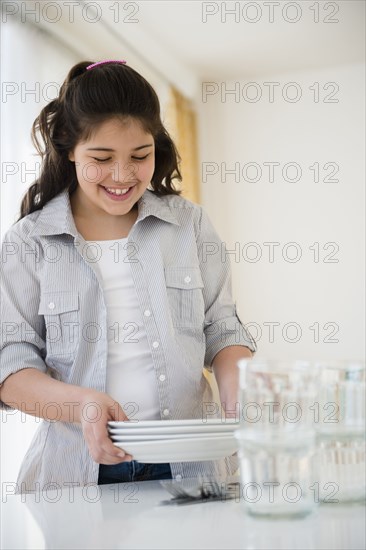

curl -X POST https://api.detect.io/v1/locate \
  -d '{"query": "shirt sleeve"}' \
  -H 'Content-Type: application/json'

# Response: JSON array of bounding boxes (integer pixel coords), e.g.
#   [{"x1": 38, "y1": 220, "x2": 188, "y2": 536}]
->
[
  {"x1": 0, "y1": 226, "x2": 47, "y2": 409},
  {"x1": 197, "y1": 207, "x2": 257, "y2": 371}
]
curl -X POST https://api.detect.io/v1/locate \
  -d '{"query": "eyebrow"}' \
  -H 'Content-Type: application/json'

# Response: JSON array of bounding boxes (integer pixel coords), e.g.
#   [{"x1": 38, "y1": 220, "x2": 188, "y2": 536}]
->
[{"x1": 86, "y1": 144, "x2": 153, "y2": 152}]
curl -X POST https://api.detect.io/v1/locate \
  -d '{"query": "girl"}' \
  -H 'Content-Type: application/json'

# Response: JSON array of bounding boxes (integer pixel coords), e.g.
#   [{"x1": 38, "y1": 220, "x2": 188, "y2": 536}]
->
[{"x1": 0, "y1": 60, "x2": 256, "y2": 491}]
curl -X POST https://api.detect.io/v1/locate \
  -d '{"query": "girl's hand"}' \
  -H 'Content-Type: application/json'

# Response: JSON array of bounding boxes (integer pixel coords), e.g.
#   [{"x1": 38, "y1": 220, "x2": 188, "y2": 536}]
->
[{"x1": 79, "y1": 390, "x2": 133, "y2": 465}]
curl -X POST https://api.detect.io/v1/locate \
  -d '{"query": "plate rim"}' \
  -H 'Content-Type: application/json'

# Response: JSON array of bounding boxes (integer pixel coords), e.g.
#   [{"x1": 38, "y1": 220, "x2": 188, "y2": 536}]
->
[
  {"x1": 111, "y1": 433, "x2": 235, "y2": 443},
  {"x1": 108, "y1": 418, "x2": 240, "y2": 429}
]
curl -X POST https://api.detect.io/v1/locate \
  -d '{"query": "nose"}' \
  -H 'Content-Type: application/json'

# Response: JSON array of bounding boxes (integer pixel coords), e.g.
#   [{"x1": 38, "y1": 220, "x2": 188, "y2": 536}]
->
[{"x1": 110, "y1": 161, "x2": 138, "y2": 183}]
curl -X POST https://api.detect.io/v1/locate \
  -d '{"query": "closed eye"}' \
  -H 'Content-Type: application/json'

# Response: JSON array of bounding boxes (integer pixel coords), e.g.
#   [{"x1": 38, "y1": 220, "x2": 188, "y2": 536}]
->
[
  {"x1": 91, "y1": 154, "x2": 150, "y2": 162},
  {"x1": 131, "y1": 154, "x2": 150, "y2": 161},
  {"x1": 92, "y1": 157, "x2": 111, "y2": 163}
]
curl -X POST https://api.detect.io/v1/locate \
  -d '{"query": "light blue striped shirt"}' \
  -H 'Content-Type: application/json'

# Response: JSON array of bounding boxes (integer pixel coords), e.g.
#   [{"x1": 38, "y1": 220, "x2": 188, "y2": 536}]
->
[{"x1": 1, "y1": 188, "x2": 256, "y2": 491}]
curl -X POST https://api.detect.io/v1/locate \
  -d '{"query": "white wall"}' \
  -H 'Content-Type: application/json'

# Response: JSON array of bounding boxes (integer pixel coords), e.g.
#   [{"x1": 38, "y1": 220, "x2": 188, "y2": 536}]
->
[{"x1": 197, "y1": 62, "x2": 365, "y2": 362}]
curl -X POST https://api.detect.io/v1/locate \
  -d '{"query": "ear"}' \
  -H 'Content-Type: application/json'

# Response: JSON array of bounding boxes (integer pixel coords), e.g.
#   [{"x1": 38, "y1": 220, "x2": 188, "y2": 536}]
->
[{"x1": 68, "y1": 150, "x2": 75, "y2": 162}]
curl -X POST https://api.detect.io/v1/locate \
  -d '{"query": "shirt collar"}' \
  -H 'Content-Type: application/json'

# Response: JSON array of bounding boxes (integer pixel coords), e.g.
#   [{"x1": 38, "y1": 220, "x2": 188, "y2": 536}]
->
[{"x1": 28, "y1": 188, "x2": 180, "y2": 238}]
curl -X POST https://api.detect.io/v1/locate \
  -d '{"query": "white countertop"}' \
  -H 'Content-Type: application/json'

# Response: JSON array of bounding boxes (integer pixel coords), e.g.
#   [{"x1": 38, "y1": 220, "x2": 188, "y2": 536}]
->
[{"x1": 1, "y1": 481, "x2": 365, "y2": 550}]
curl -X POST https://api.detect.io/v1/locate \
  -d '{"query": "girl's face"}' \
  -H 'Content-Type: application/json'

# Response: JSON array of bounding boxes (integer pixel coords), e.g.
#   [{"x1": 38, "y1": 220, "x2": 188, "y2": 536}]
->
[{"x1": 68, "y1": 117, "x2": 155, "y2": 219}]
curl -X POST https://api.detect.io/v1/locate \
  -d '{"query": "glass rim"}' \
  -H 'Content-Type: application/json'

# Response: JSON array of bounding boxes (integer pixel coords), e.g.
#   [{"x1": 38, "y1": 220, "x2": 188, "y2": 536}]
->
[
  {"x1": 237, "y1": 359, "x2": 366, "y2": 372},
  {"x1": 237, "y1": 359, "x2": 314, "y2": 372},
  {"x1": 314, "y1": 360, "x2": 365, "y2": 371}
]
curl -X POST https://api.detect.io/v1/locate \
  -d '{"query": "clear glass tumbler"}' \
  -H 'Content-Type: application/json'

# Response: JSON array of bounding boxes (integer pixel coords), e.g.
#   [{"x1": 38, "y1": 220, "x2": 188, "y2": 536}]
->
[
  {"x1": 315, "y1": 360, "x2": 365, "y2": 503},
  {"x1": 236, "y1": 359, "x2": 319, "y2": 518}
]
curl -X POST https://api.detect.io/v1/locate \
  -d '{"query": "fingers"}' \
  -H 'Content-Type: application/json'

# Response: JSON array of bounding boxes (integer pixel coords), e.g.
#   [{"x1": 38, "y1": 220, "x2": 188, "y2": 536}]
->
[
  {"x1": 85, "y1": 420, "x2": 133, "y2": 464},
  {"x1": 80, "y1": 392, "x2": 134, "y2": 464}
]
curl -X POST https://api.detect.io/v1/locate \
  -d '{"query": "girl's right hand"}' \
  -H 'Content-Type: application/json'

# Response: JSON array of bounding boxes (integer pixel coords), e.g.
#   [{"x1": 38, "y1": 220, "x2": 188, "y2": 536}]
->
[{"x1": 79, "y1": 390, "x2": 133, "y2": 465}]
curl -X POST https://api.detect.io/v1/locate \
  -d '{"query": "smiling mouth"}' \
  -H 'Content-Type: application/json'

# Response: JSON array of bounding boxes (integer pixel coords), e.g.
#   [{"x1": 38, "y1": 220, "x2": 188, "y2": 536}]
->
[
  {"x1": 100, "y1": 185, "x2": 137, "y2": 201},
  {"x1": 102, "y1": 186, "x2": 133, "y2": 196}
]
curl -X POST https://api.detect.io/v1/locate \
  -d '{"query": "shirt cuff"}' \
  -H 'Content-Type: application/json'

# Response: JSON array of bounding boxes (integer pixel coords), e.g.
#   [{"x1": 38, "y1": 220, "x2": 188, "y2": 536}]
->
[
  {"x1": 204, "y1": 315, "x2": 257, "y2": 372},
  {"x1": 0, "y1": 343, "x2": 47, "y2": 410}
]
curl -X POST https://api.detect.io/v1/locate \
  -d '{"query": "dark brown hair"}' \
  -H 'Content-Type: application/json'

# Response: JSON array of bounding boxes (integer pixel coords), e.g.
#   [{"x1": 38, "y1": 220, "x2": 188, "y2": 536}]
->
[{"x1": 18, "y1": 60, "x2": 181, "y2": 220}]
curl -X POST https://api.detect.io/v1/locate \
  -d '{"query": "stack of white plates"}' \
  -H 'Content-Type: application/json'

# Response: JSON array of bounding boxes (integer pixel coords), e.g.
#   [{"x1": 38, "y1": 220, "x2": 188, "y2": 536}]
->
[{"x1": 108, "y1": 419, "x2": 239, "y2": 463}]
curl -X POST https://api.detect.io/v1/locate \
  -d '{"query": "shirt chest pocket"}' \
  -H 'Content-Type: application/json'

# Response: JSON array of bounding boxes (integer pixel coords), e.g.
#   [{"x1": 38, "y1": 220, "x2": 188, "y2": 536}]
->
[
  {"x1": 165, "y1": 267, "x2": 205, "y2": 328},
  {"x1": 38, "y1": 291, "x2": 80, "y2": 356}
]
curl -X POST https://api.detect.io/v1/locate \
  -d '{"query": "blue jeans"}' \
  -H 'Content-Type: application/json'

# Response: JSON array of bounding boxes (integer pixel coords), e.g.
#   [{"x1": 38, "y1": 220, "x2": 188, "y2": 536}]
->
[{"x1": 98, "y1": 461, "x2": 172, "y2": 484}]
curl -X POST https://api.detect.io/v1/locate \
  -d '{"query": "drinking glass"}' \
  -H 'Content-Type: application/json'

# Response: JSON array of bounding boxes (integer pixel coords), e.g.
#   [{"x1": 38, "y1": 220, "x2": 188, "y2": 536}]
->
[
  {"x1": 315, "y1": 360, "x2": 365, "y2": 503},
  {"x1": 236, "y1": 359, "x2": 319, "y2": 518}
]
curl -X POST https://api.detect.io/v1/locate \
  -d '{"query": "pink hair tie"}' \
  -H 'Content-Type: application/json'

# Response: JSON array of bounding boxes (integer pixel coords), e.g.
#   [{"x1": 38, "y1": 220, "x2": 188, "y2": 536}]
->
[{"x1": 86, "y1": 60, "x2": 127, "y2": 70}]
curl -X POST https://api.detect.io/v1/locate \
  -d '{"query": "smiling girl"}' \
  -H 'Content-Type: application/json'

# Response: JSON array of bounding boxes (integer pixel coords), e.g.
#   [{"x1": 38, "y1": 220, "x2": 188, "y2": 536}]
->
[{"x1": 0, "y1": 60, "x2": 256, "y2": 491}]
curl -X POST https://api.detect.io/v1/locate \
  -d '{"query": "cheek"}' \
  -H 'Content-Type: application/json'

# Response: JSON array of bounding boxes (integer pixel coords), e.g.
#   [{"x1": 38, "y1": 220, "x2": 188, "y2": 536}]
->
[
  {"x1": 140, "y1": 158, "x2": 155, "y2": 180},
  {"x1": 77, "y1": 162, "x2": 106, "y2": 184},
  {"x1": 127, "y1": 162, "x2": 153, "y2": 181}
]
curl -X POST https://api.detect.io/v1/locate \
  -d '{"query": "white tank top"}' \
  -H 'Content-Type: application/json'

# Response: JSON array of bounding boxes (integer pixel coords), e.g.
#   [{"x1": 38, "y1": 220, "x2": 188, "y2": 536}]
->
[{"x1": 85, "y1": 238, "x2": 160, "y2": 421}]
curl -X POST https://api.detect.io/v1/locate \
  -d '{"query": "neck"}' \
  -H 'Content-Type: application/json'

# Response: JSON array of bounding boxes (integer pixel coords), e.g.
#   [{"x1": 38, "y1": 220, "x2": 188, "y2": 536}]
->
[{"x1": 70, "y1": 190, "x2": 139, "y2": 240}]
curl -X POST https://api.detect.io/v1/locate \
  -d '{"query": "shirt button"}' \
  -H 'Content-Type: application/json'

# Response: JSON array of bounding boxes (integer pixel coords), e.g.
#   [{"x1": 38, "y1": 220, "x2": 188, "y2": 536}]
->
[
  {"x1": 159, "y1": 374, "x2": 166, "y2": 382},
  {"x1": 152, "y1": 341, "x2": 159, "y2": 349},
  {"x1": 175, "y1": 475, "x2": 182, "y2": 482},
  {"x1": 144, "y1": 310, "x2": 151, "y2": 317},
  {"x1": 184, "y1": 276, "x2": 191, "y2": 284},
  {"x1": 163, "y1": 409, "x2": 169, "y2": 417},
  {"x1": 48, "y1": 302, "x2": 55, "y2": 310}
]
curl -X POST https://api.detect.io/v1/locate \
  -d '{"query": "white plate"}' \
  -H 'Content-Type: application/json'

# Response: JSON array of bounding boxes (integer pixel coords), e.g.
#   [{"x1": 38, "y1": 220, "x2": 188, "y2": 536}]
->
[
  {"x1": 110, "y1": 432, "x2": 234, "y2": 442},
  {"x1": 112, "y1": 435, "x2": 238, "y2": 463},
  {"x1": 108, "y1": 418, "x2": 238, "y2": 429},
  {"x1": 108, "y1": 422, "x2": 237, "y2": 436}
]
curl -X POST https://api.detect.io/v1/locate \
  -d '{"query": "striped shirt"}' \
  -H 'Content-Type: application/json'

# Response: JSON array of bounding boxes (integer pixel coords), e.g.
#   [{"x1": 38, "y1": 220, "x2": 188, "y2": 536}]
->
[{"x1": 1, "y1": 188, "x2": 256, "y2": 491}]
